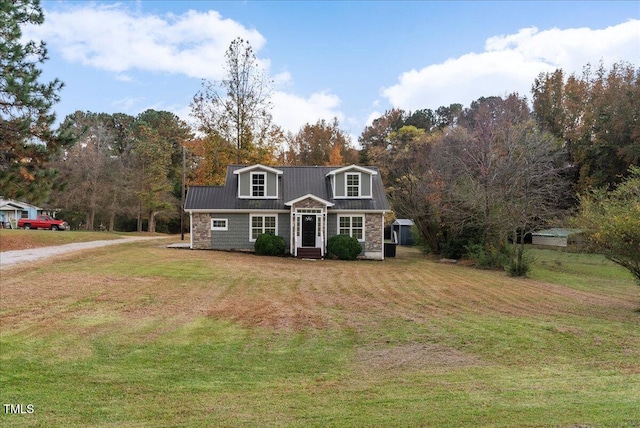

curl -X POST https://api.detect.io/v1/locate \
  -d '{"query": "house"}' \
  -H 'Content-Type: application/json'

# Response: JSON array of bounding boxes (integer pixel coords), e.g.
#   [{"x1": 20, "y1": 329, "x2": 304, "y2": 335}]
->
[
  {"x1": 184, "y1": 164, "x2": 390, "y2": 260},
  {"x1": 531, "y1": 228, "x2": 580, "y2": 247},
  {"x1": 0, "y1": 199, "x2": 43, "y2": 228},
  {"x1": 391, "y1": 219, "x2": 415, "y2": 246}
]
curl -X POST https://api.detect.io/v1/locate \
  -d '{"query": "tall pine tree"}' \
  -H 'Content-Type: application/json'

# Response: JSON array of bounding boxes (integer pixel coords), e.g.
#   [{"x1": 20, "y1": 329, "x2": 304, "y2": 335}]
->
[{"x1": 0, "y1": 0, "x2": 68, "y2": 203}]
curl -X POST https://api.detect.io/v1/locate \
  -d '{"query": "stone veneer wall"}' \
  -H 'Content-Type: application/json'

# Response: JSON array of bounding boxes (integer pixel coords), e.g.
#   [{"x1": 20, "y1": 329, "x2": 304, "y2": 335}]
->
[
  {"x1": 292, "y1": 197, "x2": 323, "y2": 210},
  {"x1": 365, "y1": 213, "x2": 383, "y2": 253},
  {"x1": 191, "y1": 213, "x2": 211, "y2": 250}
]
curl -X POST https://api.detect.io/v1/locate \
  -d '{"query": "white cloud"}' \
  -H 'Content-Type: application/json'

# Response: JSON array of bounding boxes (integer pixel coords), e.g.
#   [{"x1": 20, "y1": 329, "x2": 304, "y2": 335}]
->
[
  {"x1": 271, "y1": 91, "x2": 344, "y2": 134},
  {"x1": 26, "y1": 4, "x2": 351, "y2": 136},
  {"x1": 26, "y1": 4, "x2": 266, "y2": 80},
  {"x1": 364, "y1": 111, "x2": 382, "y2": 128},
  {"x1": 382, "y1": 19, "x2": 640, "y2": 111},
  {"x1": 272, "y1": 70, "x2": 293, "y2": 88},
  {"x1": 114, "y1": 73, "x2": 134, "y2": 83},
  {"x1": 111, "y1": 96, "x2": 145, "y2": 112}
]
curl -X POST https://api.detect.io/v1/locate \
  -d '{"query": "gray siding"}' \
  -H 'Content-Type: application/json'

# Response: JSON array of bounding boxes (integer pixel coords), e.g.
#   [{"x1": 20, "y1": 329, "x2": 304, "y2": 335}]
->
[
  {"x1": 327, "y1": 214, "x2": 338, "y2": 239},
  {"x1": 361, "y1": 173, "x2": 371, "y2": 197},
  {"x1": 334, "y1": 174, "x2": 345, "y2": 197},
  {"x1": 267, "y1": 173, "x2": 277, "y2": 196},
  {"x1": 211, "y1": 214, "x2": 252, "y2": 250},
  {"x1": 239, "y1": 173, "x2": 250, "y2": 197},
  {"x1": 209, "y1": 213, "x2": 290, "y2": 252}
]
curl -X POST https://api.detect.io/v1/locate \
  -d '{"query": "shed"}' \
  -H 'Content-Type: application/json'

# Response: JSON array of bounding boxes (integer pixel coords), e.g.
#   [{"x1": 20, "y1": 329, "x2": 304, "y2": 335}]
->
[
  {"x1": 531, "y1": 228, "x2": 580, "y2": 247},
  {"x1": 391, "y1": 219, "x2": 415, "y2": 246}
]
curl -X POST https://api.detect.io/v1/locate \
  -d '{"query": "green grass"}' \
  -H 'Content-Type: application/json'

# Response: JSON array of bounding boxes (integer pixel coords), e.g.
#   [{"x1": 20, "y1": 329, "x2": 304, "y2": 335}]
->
[
  {"x1": 1, "y1": 244, "x2": 639, "y2": 427},
  {"x1": 528, "y1": 246, "x2": 637, "y2": 290}
]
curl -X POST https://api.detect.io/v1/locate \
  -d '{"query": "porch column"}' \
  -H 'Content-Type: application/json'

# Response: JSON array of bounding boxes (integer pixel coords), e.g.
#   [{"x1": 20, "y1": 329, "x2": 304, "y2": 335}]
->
[{"x1": 290, "y1": 210, "x2": 297, "y2": 257}]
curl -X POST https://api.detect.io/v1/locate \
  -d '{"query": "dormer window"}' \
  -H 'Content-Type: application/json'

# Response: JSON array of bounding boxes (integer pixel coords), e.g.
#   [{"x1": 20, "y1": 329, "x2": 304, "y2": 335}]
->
[
  {"x1": 327, "y1": 165, "x2": 376, "y2": 199},
  {"x1": 346, "y1": 173, "x2": 360, "y2": 197},
  {"x1": 251, "y1": 172, "x2": 266, "y2": 197},
  {"x1": 235, "y1": 165, "x2": 282, "y2": 199}
]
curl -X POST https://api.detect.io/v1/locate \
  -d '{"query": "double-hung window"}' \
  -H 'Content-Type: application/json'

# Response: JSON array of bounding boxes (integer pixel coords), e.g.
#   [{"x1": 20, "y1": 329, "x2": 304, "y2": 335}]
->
[
  {"x1": 338, "y1": 215, "x2": 364, "y2": 241},
  {"x1": 250, "y1": 214, "x2": 277, "y2": 241},
  {"x1": 346, "y1": 173, "x2": 360, "y2": 197},
  {"x1": 252, "y1": 172, "x2": 265, "y2": 197}
]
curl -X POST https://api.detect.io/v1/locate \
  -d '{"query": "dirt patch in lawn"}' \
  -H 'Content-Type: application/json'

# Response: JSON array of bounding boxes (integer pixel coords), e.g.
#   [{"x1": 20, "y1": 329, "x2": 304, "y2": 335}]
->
[{"x1": 354, "y1": 343, "x2": 488, "y2": 373}]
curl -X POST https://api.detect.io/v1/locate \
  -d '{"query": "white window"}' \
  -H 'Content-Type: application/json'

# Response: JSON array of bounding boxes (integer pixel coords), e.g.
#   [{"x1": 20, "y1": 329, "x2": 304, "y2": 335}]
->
[
  {"x1": 211, "y1": 218, "x2": 228, "y2": 231},
  {"x1": 338, "y1": 215, "x2": 364, "y2": 241},
  {"x1": 250, "y1": 214, "x2": 277, "y2": 241},
  {"x1": 251, "y1": 172, "x2": 266, "y2": 197},
  {"x1": 346, "y1": 173, "x2": 360, "y2": 197}
]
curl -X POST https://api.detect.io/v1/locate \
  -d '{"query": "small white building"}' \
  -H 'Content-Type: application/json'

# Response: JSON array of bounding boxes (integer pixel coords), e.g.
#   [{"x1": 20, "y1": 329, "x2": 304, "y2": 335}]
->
[{"x1": 531, "y1": 228, "x2": 580, "y2": 247}]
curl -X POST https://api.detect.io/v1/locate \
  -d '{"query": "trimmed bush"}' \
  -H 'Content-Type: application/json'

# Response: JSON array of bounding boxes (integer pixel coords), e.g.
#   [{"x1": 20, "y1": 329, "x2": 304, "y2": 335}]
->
[
  {"x1": 254, "y1": 233, "x2": 286, "y2": 256},
  {"x1": 327, "y1": 234, "x2": 362, "y2": 260}
]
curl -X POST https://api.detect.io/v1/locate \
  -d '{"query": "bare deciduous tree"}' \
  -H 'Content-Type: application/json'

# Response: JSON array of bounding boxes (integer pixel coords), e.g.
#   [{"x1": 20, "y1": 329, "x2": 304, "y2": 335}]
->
[{"x1": 191, "y1": 38, "x2": 273, "y2": 165}]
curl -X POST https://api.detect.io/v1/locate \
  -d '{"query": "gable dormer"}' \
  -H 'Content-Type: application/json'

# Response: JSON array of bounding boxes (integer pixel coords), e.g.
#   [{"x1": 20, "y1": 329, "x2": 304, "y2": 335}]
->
[
  {"x1": 234, "y1": 164, "x2": 283, "y2": 199},
  {"x1": 326, "y1": 165, "x2": 377, "y2": 199}
]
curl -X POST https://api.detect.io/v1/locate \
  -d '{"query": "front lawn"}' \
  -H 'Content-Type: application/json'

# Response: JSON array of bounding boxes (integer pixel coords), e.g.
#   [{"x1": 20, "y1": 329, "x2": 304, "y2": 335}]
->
[{"x1": 1, "y1": 244, "x2": 638, "y2": 426}]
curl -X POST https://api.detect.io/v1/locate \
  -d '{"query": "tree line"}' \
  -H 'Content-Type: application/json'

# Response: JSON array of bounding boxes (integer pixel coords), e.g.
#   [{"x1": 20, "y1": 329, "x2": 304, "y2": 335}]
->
[{"x1": 359, "y1": 61, "x2": 638, "y2": 277}]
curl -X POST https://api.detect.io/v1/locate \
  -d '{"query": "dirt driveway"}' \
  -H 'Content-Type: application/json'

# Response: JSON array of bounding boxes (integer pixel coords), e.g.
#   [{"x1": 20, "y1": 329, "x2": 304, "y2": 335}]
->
[{"x1": 0, "y1": 236, "x2": 164, "y2": 268}]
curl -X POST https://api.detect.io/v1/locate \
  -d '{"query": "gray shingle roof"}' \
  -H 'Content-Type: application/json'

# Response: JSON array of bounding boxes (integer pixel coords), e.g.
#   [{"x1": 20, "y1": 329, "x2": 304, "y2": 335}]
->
[{"x1": 185, "y1": 165, "x2": 390, "y2": 211}]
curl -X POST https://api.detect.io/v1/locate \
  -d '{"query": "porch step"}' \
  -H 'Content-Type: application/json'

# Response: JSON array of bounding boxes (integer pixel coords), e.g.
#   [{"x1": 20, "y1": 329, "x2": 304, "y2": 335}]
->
[{"x1": 296, "y1": 247, "x2": 322, "y2": 259}]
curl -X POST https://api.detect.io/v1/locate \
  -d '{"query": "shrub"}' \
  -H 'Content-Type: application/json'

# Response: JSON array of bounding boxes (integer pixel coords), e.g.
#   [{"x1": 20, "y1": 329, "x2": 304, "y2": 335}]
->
[
  {"x1": 254, "y1": 233, "x2": 286, "y2": 256},
  {"x1": 464, "y1": 243, "x2": 510, "y2": 270},
  {"x1": 506, "y1": 247, "x2": 534, "y2": 277},
  {"x1": 327, "y1": 234, "x2": 362, "y2": 260},
  {"x1": 440, "y1": 227, "x2": 484, "y2": 259}
]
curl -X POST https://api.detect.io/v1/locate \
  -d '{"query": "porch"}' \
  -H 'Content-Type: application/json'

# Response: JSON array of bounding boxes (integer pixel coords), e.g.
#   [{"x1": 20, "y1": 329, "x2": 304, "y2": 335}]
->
[{"x1": 286, "y1": 194, "x2": 333, "y2": 260}]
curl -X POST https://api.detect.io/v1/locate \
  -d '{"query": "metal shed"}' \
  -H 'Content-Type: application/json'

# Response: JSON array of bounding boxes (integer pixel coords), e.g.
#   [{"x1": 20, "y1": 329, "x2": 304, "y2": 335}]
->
[
  {"x1": 531, "y1": 228, "x2": 580, "y2": 247},
  {"x1": 391, "y1": 219, "x2": 415, "y2": 246}
]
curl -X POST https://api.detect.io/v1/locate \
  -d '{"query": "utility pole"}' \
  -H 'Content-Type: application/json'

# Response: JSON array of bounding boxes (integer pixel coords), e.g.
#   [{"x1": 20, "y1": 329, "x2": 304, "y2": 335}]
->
[{"x1": 181, "y1": 144, "x2": 186, "y2": 241}]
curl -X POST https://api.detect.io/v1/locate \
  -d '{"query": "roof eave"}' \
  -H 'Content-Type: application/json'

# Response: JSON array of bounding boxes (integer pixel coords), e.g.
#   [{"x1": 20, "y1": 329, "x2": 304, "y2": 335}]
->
[
  {"x1": 326, "y1": 164, "x2": 378, "y2": 177},
  {"x1": 233, "y1": 164, "x2": 284, "y2": 175}
]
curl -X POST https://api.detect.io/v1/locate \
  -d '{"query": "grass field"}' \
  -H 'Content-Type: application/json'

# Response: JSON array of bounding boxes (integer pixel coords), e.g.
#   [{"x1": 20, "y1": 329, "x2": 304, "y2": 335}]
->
[{"x1": 1, "y1": 240, "x2": 638, "y2": 427}]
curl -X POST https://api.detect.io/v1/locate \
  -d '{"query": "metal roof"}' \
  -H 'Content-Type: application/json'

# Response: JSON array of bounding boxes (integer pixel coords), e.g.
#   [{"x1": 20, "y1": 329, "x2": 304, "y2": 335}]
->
[
  {"x1": 531, "y1": 228, "x2": 581, "y2": 237},
  {"x1": 392, "y1": 219, "x2": 414, "y2": 226},
  {"x1": 185, "y1": 165, "x2": 390, "y2": 212}
]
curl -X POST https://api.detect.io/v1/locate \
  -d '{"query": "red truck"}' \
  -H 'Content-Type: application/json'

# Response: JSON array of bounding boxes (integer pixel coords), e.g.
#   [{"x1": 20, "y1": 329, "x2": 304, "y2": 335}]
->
[{"x1": 18, "y1": 215, "x2": 68, "y2": 231}]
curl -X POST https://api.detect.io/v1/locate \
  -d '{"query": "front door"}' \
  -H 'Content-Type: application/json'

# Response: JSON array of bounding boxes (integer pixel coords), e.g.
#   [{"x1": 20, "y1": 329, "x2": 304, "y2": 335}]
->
[{"x1": 301, "y1": 215, "x2": 316, "y2": 247}]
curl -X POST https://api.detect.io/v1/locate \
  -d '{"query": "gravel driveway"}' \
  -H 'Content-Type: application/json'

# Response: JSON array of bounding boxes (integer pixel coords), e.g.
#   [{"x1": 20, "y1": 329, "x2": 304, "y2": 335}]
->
[{"x1": 0, "y1": 237, "x2": 163, "y2": 268}]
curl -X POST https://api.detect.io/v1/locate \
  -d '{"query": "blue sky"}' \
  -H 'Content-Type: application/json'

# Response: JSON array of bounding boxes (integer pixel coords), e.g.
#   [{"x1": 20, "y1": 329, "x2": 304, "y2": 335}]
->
[{"x1": 28, "y1": 1, "x2": 640, "y2": 141}]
